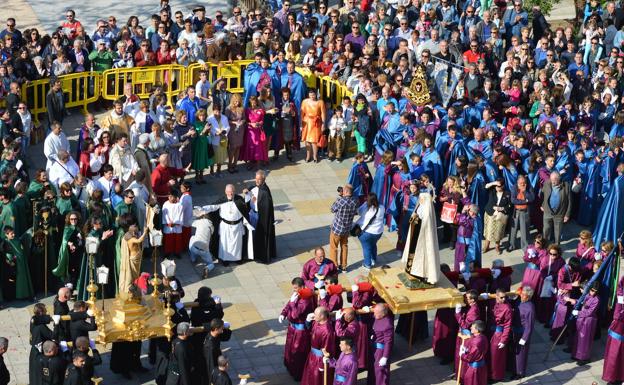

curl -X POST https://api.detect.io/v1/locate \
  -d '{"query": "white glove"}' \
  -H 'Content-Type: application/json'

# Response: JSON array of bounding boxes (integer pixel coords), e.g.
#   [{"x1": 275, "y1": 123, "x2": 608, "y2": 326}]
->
[
  {"x1": 306, "y1": 313, "x2": 315, "y2": 322},
  {"x1": 462, "y1": 272, "x2": 471, "y2": 283},
  {"x1": 52, "y1": 315, "x2": 60, "y2": 325},
  {"x1": 224, "y1": 322, "x2": 230, "y2": 329},
  {"x1": 551, "y1": 287, "x2": 557, "y2": 295},
  {"x1": 459, "y1": 262, "x2": 465, "y2": 272},
  {"x1": 322, "y1": 356, "x2": 329, "y2": 364},
  {"x1": 170, "y1": 281, "x2": 178, "y2": 290},
  {"x1": 89, "y1": 339, "x2": 96, "y2": 349},
  {"x1": 351, "y1": 284, "x2": 359, "y2": 292},
  {"x1": 455, "y1": 304, "x2": 463, "y2": 313},
  {"x1": 239, "y1": 380, "x2": 247, "y2": 385},
  {"x1": 175, "y1": 302, "x2": 184, "y2": 310},
  {"x1": 572, "y1": 310, "x2": 579, "y2": 316},
  {"x1": 618, "y1": 295, "x2": 624, "y2": 305},
  {"x1": 518, "y1": 338, "x2": 526, "y2": 346},
  {"x1": 60, "y1": 341, "x2": 69, "y2": 352},
  {"x1": 362, "y1": 306, "x2": 371, "y2": 313},
  {"x1": 289, "y1": 292, "x2": 299, "y2": 303},
  {"x1": 479, "y1": 293, "x2": 489, "y2": 300},
  {"x1": 319, "y1": 289, "x2": 327, "y2": 299},
  {"x1": 459, "y1": 346, "x2": 467, "y2": 355},
  {"x1": 86, "y1": 309, "x2": 94, "y2": 317},
  {"x1": 492, "y1": 269, "x2": 501, "y2": 279},
  {"x1": 497, "y1": 342, "x2": 505, "y2": 349},
  {"x1": 65, "y1": 283, "x2": 74, "y2": 290},
  {"x1": 595, "y1": 254, "x2": 602, "y2": 261},
  {"x1": 378, "y1": 357, "x2": 388, "y2": 367},
  {"x1": 335, "y1": 310, "x2": 343, "y2": 320},
  {"x1": 545, "y1": 276, "x2": 553, "y2": 281},
  {"x1": 278, "y1": 315, "x2": 285, "y2": 324},
  {"x1": 528, "y1": 249, "x2": 536, "y2": 258},
  {"x1": 315, "y1": 280, "x2": 324, "y2": 289},
  {"x1": 213, "y1": 295, "x2": 221, "y2": 304}
]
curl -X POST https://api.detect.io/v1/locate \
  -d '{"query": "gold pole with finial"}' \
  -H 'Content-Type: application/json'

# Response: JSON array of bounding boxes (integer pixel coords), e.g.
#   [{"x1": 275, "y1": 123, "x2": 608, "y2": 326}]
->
[
  {"x1": 86, "y1": 252, "x2": 98, "y2": 309},
  {"x1": 151, "y1": 245, "x2": 161, "y2": 297}
]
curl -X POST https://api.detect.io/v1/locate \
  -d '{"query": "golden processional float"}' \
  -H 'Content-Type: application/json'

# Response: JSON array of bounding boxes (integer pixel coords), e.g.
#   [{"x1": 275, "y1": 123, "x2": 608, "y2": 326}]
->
[{"x1": 85, "y1": 205, "x2": 175, "y2": 345}]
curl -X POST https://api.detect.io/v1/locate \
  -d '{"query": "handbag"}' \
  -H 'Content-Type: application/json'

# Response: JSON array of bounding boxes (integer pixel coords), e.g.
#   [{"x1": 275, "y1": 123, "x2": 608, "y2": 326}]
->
[
  {"x1": 440, "y1": 202, "x2": 458, "y2": 224},
  {"x1": 350, "y1": 206, "x2": 379, "y2": 237},
  {"x1": 206, "y1": 141, "x2": 215, "y2": 158}
]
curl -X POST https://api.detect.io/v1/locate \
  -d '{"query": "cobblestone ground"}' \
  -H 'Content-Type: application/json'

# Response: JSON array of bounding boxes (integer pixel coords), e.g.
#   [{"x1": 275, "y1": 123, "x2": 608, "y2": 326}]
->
[{"x1": 0, "y1": 108, "x2": 614, "y2": 385}]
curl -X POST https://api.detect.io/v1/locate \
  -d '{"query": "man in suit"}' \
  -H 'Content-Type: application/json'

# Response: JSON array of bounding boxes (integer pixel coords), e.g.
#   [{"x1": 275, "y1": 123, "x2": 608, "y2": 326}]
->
[
  {"x1": 46, "y1": 79, "x2": 66, "y2": 128},
  {"x1": 540, "y1": 171, "x2": 571, "y2": 245}
]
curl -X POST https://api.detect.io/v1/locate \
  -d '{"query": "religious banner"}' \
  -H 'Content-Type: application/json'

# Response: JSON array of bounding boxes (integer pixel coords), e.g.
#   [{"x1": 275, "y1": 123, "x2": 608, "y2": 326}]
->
[
  {"x1": 404, "y1": 65, "x2": 431, "y2": 106},
  {"x1": 431, "y1": 57, "x2": 465, "y2": 107}
]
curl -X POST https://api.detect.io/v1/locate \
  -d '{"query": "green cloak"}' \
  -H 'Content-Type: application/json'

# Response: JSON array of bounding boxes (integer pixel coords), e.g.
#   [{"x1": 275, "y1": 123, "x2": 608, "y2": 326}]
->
[
  {"x1": 0, "y1": 201, "x2": 14, "y2": 235},
  {"x1": 52, "y1": 226, "x2": 78, "y2": 281},
  {"x1": 56, "y1": 196, "x2": 79, "y2": 218},
  {"x1": 114, "y1": 201, "x2": 138, "y2": 222},
  {"x1": 6, "y1": 237, "x2": 34, "y2": 299},
  {"x1": 12, "y1": 195, "x2": 30, "y2": 237},
  {"x1": 77, "y1": 229, "x2": 105, "y2": 301}
]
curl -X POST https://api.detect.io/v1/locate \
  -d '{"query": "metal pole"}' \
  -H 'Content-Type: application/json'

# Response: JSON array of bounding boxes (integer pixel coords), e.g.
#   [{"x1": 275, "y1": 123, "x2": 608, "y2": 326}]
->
[{"x1": 44, "y1": 230, "x2": 48, "y2": 296}]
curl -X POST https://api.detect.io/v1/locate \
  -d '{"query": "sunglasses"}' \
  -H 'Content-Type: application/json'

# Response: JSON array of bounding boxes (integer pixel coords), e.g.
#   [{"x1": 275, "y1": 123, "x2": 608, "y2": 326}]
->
[
  {"x1": 549, "y1": 252, "x2": 558, "y2": 256},
  {"x1": 234, "y1": 11, "x2": 241, "y2": 14}
]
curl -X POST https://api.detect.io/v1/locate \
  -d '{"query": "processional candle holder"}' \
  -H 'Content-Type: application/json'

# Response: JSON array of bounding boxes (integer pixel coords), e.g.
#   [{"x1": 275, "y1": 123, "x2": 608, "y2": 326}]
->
[
  {"x1": 149, "y1": 230, "x2": 163, "y2": 297},
  {"x1": 85, "y1": 236, "x2": 101, "y2": 309}
]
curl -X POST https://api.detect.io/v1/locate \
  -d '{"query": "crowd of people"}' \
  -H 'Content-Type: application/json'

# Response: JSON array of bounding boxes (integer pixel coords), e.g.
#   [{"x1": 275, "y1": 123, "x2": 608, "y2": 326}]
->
[{"x1": 0, "y1": 0, "x2": 622, "y2": 384}]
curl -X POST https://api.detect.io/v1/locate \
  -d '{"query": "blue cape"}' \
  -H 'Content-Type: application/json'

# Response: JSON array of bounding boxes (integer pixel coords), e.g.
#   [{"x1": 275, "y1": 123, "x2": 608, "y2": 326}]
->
[
  {"x1": 373, "y1": 113, "x2": 402, "y2": 156},
  {"x1": 280, "y1": 71, "x2": 307, "y2": 111},
  {"x1": 347, "y1": 162, "x2": 371, "y2": 198},
  {"x1": 576, "y1": 160, "x2": 600, "y2": 227},
  {"x1": 555, "y1": 150, "x2": 572, "y2": 182},
  {"x1": 466, "y1": 213, "x2": 483, "y2": 268},
  {"x1": 243, "y1": 65, "x2": 281, "y2": 107},
  {"x1": 592, "y1": 174, "x2": 624, "y2": 250},
  {"x1": 502, "y1": 165, "x2": 518, "y2": 191}
]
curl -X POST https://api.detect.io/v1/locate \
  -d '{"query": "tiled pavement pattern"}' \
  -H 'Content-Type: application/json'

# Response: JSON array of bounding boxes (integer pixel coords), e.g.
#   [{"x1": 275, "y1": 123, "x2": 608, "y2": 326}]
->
[{"x1": 0, "y1": 111, "x2": 617, "y2": 385}]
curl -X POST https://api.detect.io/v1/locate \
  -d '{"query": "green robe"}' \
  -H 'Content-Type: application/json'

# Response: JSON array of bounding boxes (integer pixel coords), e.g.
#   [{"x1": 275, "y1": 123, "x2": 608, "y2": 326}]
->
[
  {"x1": 56, "y1": 196, "x2": 79, "y2": 218},
  {"x1": 12, "y1": 195, "x2": 30, "y2": 237},
  {"x1": 0, "y1": 201, "x2": 15, "y2": 234},
  {"x1": 114, "y1": 201, "x2": 138, "y2": 222},
  {"x1": 52, "y1": 226, "x2": 78, "y2": 281},
  {"x1": 26, "y1": 181, "x2": 56, "y2": 201},
  {"x1": 113, "y1": 229, "x2": 125, "y2": 295},
  {"x1": 5, "y1": 237, "x2": 34, "y2": 299}
]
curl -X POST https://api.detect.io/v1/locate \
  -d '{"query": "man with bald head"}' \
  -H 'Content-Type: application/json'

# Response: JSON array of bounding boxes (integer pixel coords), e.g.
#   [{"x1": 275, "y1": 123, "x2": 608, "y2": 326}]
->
[
  {"x1": 151, "y1": 153, "x2": 187, "y2": 204},
  {"x1": 369, "y1": 303, "x2": 394, "y2": 385},
  {"x1": 243, "y1": 170, "x2": 276, "y2": 264},
  {"x1": 201, "y1": 184, "x2": 251, "y2": 265},
  {"x1": 54, "y1": 287, "x2": 72, "y2": 341},
  {"x1": 540, "y1": 171, "x2": 571, "y2": 244},
  {"x1": 301, "y1": 306, "x2": 336, "y2": 385},
  {"x1": 335, "y1": 308, "x2": 360, "y2": 355}
]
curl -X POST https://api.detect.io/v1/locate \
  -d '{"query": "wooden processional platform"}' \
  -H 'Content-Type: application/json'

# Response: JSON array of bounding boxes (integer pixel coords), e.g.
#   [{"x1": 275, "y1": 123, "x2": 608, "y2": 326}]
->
[{"x1": 368, "y1": 267, "x2": 465, "y2": 315}]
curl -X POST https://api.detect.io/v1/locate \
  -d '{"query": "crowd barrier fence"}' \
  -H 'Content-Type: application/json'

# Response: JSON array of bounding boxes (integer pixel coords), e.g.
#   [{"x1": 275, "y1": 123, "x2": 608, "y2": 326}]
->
[{"x1": 10, "y1": 61, "x2": 353, "y2": 124}]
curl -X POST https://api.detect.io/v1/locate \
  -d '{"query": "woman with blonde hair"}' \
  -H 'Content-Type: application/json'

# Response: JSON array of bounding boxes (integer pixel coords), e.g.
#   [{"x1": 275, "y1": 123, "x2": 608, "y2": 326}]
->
[
  {"x1": 576, "y1": 230, "x2": 596, "y2": 271},
  {"x1": 225, "y1": 94, "x2": 245, "y2": 173}
]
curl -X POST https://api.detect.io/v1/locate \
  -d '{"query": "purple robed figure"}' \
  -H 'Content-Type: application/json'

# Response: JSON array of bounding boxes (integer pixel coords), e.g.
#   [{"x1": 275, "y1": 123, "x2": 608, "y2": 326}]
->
[
  {"x1": 461, "y1": 334, "x2": 489, "y2": 385},
  {"x1": 301, "y1": 257, "x2": 338, "y2": 290},
  {"x1": 602, "y1": 275, "x2": 624, "y2": 383},
  {"x1": 572, "y1": 293, "x2": 599, "y2": 361},
  {"x1": 280, "y1": 289, "x2": 315, "y2": 380},
  {"x1": 335, "y1": 316, "x2": 360, "y2": 352},
  {"x1": 301, "y1": 321, "x2": 336, "y2": 385},
  {"x1": 433, "y1": 271, "x2": 460, "y2": 362},
  {"x1": 319, "y1": 291, "x2": 343, "y2": 313},
  {"x1": 367, "y1": 313, "x2": 394, "y2": 385},
  {"x1": 535, "y1": 254, "x2": 565, "y2": 324},
  {"x1": 351, "y1": 287, "x2": 374, "y2": 370},
  {"x1": 455, "y1": 211, "x2": 475, "y2": 271},
  {"x1": 513, "y1": 299, "x2": 535, "y2": 378},
  {"x1": 327, "y1": 351, "x2": 358, "y2": 385},
  {"x1": 521, "y1": 244, "x2": 547, "y2": 290},
  {"x1": 550, "y1": 264, "x2": 583, "y2": 341},
  {"x1": 488, "y1": 301, "x2": 512, "y2": 381},
  {"x1": 455, "y1": 303, "x2": 481, "y2": 374}
]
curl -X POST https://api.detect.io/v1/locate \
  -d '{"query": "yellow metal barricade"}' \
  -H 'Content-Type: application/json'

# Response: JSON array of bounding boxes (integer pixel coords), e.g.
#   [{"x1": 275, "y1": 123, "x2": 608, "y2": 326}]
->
[
  {"x1": 20, "y1": 71, "x2": 99, "y2": 124},
  {"x1": 318, "y1": 76, "x2": 352, "y2": 109},
  {"x1": 186, "y1": 60, "x2": 253, "y2": 95},
  {"x1": 101, "y1": 64, "x2": 186, "y2": 108}
]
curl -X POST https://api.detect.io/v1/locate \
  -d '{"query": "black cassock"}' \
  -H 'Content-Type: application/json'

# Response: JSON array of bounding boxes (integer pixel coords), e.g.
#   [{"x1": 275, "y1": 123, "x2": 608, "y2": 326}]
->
[
  {"x1": 29, "y1": 315, "x2": 59, "y2": 385},
  {"x1": 210, "y1": 369, "x2": 233, "y2": 385},
  {"x1": 247, "y1": 183, "x2": 276, "y2": 264},
  {"x1": 0, "y1": 355, "x2": 9, "y2": 385},
  {"x1": 203, "y1": 328, "x2": 232, "y2": 384},
  {"x1": 167, "y1": 338, "x2": 193, "y2": 385},
  {"x1": 63, "y1": 363, "x2": 83, "y2": 385},
  {"x1": 32, "y1": 353, "x2": 66, "y2": 385}
]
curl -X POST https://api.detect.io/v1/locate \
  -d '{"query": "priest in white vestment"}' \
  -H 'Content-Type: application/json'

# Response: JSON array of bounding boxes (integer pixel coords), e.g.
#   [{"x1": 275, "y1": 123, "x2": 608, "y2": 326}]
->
[
  {"x1": 43, "y1": 123, "x2": 70, "y2": 170},
  {"x1": 199, "y1": 184, "x2": 253, "y2": 264}
]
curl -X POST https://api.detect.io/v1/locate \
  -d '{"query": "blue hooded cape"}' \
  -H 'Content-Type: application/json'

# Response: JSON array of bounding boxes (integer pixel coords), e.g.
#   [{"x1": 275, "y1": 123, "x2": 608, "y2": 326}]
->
[
  {"x1": 347, "y1": 162, "x2": 371, "y2": 199},
  {"x1": 576, "y1": 160, "x2": 601, "y2": 227},
  {"x1": 593, "y1": 174, "x2": 624, "y2": 251},
  {"x1": 373, "y1": 113, "x2": 402, "y2": 156},
  {"x1": 243, "y1": 65, "x2": 281, "y2": 107},
  {"x1": 280, "y1": 71, "x2": 307, "y2": 111}
]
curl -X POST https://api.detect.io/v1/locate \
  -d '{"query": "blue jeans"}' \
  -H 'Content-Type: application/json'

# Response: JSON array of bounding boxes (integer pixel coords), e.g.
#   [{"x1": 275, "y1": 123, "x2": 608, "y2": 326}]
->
[
  {"x1": 359, "y1": 232, "x2": 382, "y2": 268},
  {"x1": 190, "y1": 245, "x2": 215, "y2": 270}
]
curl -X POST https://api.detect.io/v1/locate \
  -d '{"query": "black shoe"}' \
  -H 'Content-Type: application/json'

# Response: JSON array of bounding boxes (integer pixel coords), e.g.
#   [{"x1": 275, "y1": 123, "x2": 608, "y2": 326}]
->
[
  {"x1": 576, "y1": 360, "x2": 589, "y2": 366},
  {"x1": 510, "y1": 374, "x2": 524, "y2": 381},
  {"x1": 506, "y1": 246, "x2": 514, "y2": 252},
  {"x1": 222, "y1": 261, "x2": 230, "y2": 267}
]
